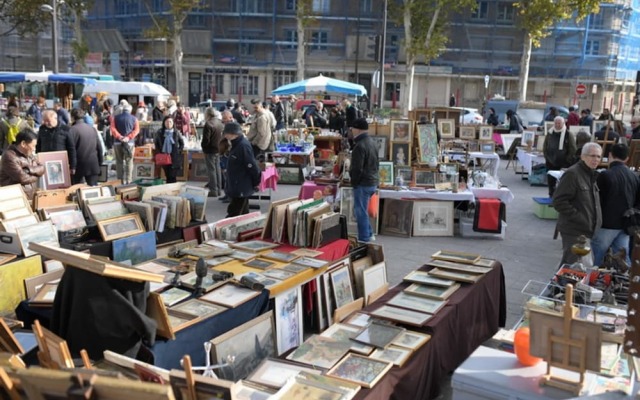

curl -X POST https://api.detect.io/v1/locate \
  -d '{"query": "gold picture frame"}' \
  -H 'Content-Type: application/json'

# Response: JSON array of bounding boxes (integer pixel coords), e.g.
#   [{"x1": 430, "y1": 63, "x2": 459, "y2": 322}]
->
[
  {"x1": 97, "y1": 213, "x2": 145, "y2": 241},
  {"x1": 431, "y1": 250, "x2": 481, "y2": 264}
]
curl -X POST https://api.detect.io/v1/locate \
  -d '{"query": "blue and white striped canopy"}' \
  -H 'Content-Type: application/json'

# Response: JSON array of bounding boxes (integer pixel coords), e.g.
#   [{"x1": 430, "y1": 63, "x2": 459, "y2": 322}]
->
[
  {"x1": 0, "y1": 72, "x2": 96, "y2": 84},
  {"x1": 272, "y1": 74, "x2": 367, "y2": 96}
]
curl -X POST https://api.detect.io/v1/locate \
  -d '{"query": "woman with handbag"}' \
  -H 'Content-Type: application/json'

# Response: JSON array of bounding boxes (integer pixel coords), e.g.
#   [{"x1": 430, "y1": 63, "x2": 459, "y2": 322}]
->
[{"x1": 154, "y1": 116, "x2": 184, "y2": 183}]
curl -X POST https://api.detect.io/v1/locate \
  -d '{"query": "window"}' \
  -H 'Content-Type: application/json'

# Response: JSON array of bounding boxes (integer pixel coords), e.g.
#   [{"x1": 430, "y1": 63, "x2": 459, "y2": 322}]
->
[
  {"x1": 233, "y1": 0, "x2": 262, "y2": 13},
  {"x1": 285, "y1": 0, "x2": 296, "y2": 11},
  {"x1": 496, "y1": 3, "x2": 513, "y2": 22},
  {"x1": 310, "y1": 31, "x2": 328, "y2": 51},
  {"x1": 285, "y1": 29, "x2": 298, "y2": 49},
  {"x1": 273, "y1": 71, "x2": 296, "y2": 89},
  {"x1": 360, "y1": 0, "x2": 372, "y2": 13},
  {"x1": 188, "y1": 12, "x2": 206, "y2": 27},
  {"x1": 152, "y1": 0, "x2": 163, "y2": 12},
  {"x1": 214, "y1": 74, "x2": 225, "y2": 97},
  {"x1": 589, "y1": 12, "x2": 604, "y2": 29},
  {"x1": 115, "y1": 0, "x2": 137, "y2": 15},
  {"x1": 189, "y1": 73, "x2": 202, "y2": 100},
  {"x1": 312, "y1": 0, "x2": 330, "y2": 13},
  {"x1": 385, "y1": 82, "x2": 400, "y2": 101},
  {"x1": 471, "y1": 1, "x2": 488, "y2": 19},
  {"x1": 230, "y1": 75, "x2": 259, "y2": 96},
  {"x1": 240, "y1": 42, "x2": 253, "y2": 56},
  {"x1": 586, "y1": 40, "x2": 600, "y2": 55}
]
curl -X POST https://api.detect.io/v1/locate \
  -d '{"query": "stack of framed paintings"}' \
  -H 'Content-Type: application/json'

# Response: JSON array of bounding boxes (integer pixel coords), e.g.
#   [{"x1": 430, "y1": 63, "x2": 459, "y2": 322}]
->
[
  {"x1": 286, "y1": 335, "x2": 351, "y2": 369},
  {"x1": 425, "y1": 251, "x2": 494, "y2": 283}
]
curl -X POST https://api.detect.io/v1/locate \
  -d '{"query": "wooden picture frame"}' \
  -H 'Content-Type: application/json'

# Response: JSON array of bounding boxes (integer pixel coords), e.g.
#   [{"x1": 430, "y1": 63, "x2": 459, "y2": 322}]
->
[
  {"x1": 390, "y1": 119, "x2": 412, "y2": 143},
  {"x1": 169, "y1": 299, "x2": 227, "y2": 319},
  {"x1": 403, "y1": 270, "x2": 456, "y2": 287},
  {"x1": 404, "y1": 282, "x2": 460, "y2": 300},
  {"x1": 327, "y1": 353, "x2": 393, "y2": 389},
  {"x1": 459, "y1": 126, "x2": 476, "y2": 139},
  {"x1": 416, "y1": 123, "x2": 439, "y2": 164},
  {"x1": 175, "y1": 150, "x2": 189, "y2": 181},
  {"x1": 29, "y1": 282, "x2": 58, "y2": 306},
  {"x1": 352, "y1": 321, "x2": 405, "y2": 349},
  {"x1": 320, "y1": 320, "x2": 373, "y2": 355},
  {"x1": 246, "y1": 358, "x2": 322, "y2": 389},
  {"x1": 390, "y1": 142, "x2": 410, "y2": 166},
  {"x1": 426, "y1": 259, "x2": 491, "y2": 274},
  {"x1": 38, "y1": 151, "x2": 71, "y2": 190},
  {"x1": 210, "y1": 311, "x2": 276, "y2": 381},
  {"x1": 229, "y1": 239, "x2": 279, "y2": 253},
  {"x1": 428, "y1": 267, "x2": 482, "y2": 283},
  {"x1": 478, "y1": 125, "x2": 493, "y2": 141},
  {"x1": 432, "y1": 250, "x2": 481, "y2": 264},
  {"x1": 330, "y1": 265, "x2": 355, "y2": 309},
  {"x1": 0, "y1": 318, "x2": 23, "y2": 354},
  {"x1": 286, "y1": 334, "x2": 351, "y2": 369},
  {"x1": 274, "y1": 287, "x2": 303, "y2": 355},
  {"x1": 276, "y1": 164, "x2": 303, "y2": 185},
  {"x1": 378, "y1": 161, "x2": 394, "y2": 186},
  {"x1": 381, "y1": 199, "x2": 413, "y2": 237},
  {"x1": 437, "y1": 119, "x2": 455, "y2": 139},
  {"x1": 32, "y1": 320, "x2": 74, "y2": 369},
  {"x1": 134, "y1": 146, "x2": 153, "y2": 160},
  {"x1": 16, "y1": 221, "x2": 59, "y2": 257},
  {"x1": 391, "y1": 330, "x2": 431, "y2": 350},
  {"x1": 97, "y1": 213, "x2": 145, "y2": 241},
  {"x1": 169, "y1": 370, "x2": 234, "y2": 400},
  {"x1": 480, "y1": 140, "x2": 495, "y2": 154},
  {"x1": 412, "y1": 168, "x2": 436, "y2": 187},
  {"x1": 521, "y1": 130, "x2": 536, "y2": 147},
  {"x1": 188, "y1": 152, "x2": 208, "y2": 182},
  {"x1": 243, "y1": 258, "x2": 276, "y2": 270},
  {"x1": 0, "y1": 253, "x2": 17, "y2": 266},
  {"x1": 363, "y1": 262, "x2": 388, "y2": 302},
  {"x1": 261, "y1": 251, "x2": 299, "y2": 263},
  {"x1": 0, "y1": 213, "x2": 39, "y2": 233},
  {"x1": 369, "y1": 345, "x2": 413, "y2": 367},
  {"x1": 371, "y1": 136, "x2": 388, "y2": 160},
  {"x1": 133, "y1": 162, "x2": 155, "y2": 181},
  {"x1": 369, "y1": 304, "x2": 432, "y2": 326},
  {"x1": 395, "y1": 167, "x2": 412, "y2": 185},
  {"x1": 387, "y1": 292, "x2": 447, "y2": 314},
  {"x1": 412, "y1": 200, "x2": 454, "y2": 236},
  {"x1": 24, "y1": 268, "x2": 64, "y2": 299},
  {"x1": 200, "y1": 283, "x2": 261, "y2": 308}
]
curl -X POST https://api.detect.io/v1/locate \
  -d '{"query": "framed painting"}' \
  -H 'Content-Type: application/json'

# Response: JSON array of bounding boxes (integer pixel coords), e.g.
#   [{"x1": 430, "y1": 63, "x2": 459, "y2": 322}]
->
[
  {"x1": 133, "y1": 162, "x2": 155, "y2": 181},
  {"x1": 370, "y1": 136, "x2": 388, "y2": 160},
  {"x1": 112, "y1": 231, "x2": 157, "y2": 266},
  {"x1": 380, "y1": 199, "x2": 413, "y2": 237},
  {"x1": 459, "y1": 126, "x2": 476, "y2": 139},
  {"x1": 521, "y1": 130, "x2": 536, "y2": 147},
  {"x1": 478, "y1": 125, "x2": 493, "y2": 141},
  {"x1": 189, "y1": 152, "x2": 208, "y2": 182},
  {"x1": 569, "y1": 125, "x2": 591, "y2": 140},
  {"x1": 286, "y1": 334, "x2": 351, "y2": 369},
  {"x1": 340, "y1": 187, "x2": 378, "y2": 236},
  {"x1": 210, "y1": 311, "x2": 277, "y2": 381},
  {"x1": 387, "y1": 292, "x2": 447, "y2": 314},
  {"x1": 243, "y1": 258, "x2": 276, "y2": 270},
  {"x1": 403, "y1": 270, "x2": 455, "y2": 287},
  {"x1": 351, "y1": 321, "x2": 405, "y2": 349},
  {"x1": 412, "y1": 200, "x2": 454, "y2": 236},
  {"x1": 38, "y1": 151, "x2": 71, "y2": 190},
  {"x1": 174, "y1": 150, "x2": 189, "y2": 181},
  {"x1": 133, "y1": 146, "x2": 153, "y2": 160},
  {"x1": 16, "y1": 221, "x2": 58, "y2": 257},
  {"x1": 246, "y1": 358, "x2": 321, "y2": 389},
  {"x1": 412, "y1": 168, "x2": 436, "y2": 187},
  {"x1": 378, "y1": 161, "x2": 394, "y2": 186},
  {"x1": 320, "y1": 322, "x2": 374, "y2": 355},
  {"x1": 0, "y1": 256, "x2": 43, "y2": 314},
  {"x1": 229, "y1": 240, "x2": 279, "y2": 253},
  {"x1": 98, "y1": 163, "x2": 110, "y2": 183},
  {"x1": 326, "y1": 353, "x2": 393, "y2": 389},
  {"x1": 369, "y1": 304, "x2": 432, "y2": 326},
  {"x1": 330, "y1": 265, "x2": 354, "y2": 309},
  {"x1": 416, "y1": 123, "x2": 438, "y2": 164},
  {"x1": 363, "y1": 262, "x2": 388, "y2": 302},
  {"x1": 391, "y1": 330, "x2": 431, "y2": 350},
  {"x1": 395, "y1": 167, "x2": 412, "y2": 185},
  {"x1": 390, "y1": 120, "x2": 412, "y2": 143},
  {"x1": 369, "y1": 345, "x2": 413, "y2": 367},
  {"x1": 274, "y1": 287, "x2": 303, "y2": 355},
  {"x1": 404, "y1": 282, "x2": 460, "y2": 300},
  {"x1": 432, "y1": 250, "x2": 481, "y2": 264},
  {"x1": 200, "y1": 283, "x2": 261, "y2": 308},
  {"x1": 480, "y1": 141, "x2": 495, "y2": 154},
  {"x1": 437, "y1": 119, "x2": 455, "y2": 139},
  {"x1": 96, "y1": 213, "x2": 145, "y2": 241},
  {"x1": 544, "y1": 121, "x2": 555, "y2": 135},
  {"x1": 390, "y1": 142, "x2": 410, "y2": 166},
  {"x1": 276, "y1": 164, "x2": 303, "y2": 185}
]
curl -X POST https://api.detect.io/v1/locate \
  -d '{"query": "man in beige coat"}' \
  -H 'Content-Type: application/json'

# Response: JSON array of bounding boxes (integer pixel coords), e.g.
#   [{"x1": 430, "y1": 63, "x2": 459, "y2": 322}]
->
[{"x1": 247, "y1": 99, "x2": 272, "y2": 160}]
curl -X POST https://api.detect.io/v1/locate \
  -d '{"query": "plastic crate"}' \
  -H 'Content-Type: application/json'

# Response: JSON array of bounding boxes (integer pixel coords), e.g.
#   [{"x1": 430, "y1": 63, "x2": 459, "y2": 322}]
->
[
  {"x1": 532, "y1": 197, "x2": 558, "y2": 219},
  {"x1": 459, "y1": 219, "x2": 506, "y2": 240}
]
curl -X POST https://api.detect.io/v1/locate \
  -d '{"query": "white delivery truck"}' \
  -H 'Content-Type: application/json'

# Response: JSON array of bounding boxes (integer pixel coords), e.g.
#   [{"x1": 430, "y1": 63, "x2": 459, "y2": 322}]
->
[{"x1": 82, "y1": 80, "x2": 171, "y2": 110}]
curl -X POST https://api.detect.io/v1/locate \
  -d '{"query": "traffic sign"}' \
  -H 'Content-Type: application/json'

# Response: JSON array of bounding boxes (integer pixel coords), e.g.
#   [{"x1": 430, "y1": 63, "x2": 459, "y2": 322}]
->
[{"x1": 576, "y1": 84, "x2": 587, "y2": 95}]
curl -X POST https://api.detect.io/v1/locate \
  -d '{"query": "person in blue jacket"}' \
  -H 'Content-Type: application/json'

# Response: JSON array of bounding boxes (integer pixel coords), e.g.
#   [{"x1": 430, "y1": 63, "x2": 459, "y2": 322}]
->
[{"x1": 223, "y1": 122, "x2": 261, "y2": 217}]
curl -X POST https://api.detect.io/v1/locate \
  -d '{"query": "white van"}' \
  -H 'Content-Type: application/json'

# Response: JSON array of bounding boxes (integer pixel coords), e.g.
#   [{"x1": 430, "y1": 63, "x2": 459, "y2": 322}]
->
[{"x1": 82, "y1": 80, "x2": 171, "y2": 110}]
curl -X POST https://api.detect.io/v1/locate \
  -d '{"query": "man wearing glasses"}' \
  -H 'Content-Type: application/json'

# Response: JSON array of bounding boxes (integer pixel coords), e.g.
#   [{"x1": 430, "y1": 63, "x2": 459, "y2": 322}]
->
[
  {"x1": 631, "y1": 117, "x2": 640, "y2": 140},
  {"x1": 552, "y1": 142, "x2": 603, "y2": 265}
]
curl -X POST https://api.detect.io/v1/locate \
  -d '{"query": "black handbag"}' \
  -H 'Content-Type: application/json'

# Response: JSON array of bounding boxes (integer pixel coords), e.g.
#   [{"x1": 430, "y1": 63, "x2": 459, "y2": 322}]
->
[{"x1": 622, "y1": 208, "x2": 640, "y2": 236}]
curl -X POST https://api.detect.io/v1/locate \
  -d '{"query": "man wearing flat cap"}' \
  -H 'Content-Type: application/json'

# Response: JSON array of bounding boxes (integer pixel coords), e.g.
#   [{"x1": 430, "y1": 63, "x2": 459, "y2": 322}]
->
[
  {"x1": 350, "y1": 118, "x2": 379, "y2": 243},
  {"x1": 223, "y1": 122, "x2": 262, "y2": 217}
]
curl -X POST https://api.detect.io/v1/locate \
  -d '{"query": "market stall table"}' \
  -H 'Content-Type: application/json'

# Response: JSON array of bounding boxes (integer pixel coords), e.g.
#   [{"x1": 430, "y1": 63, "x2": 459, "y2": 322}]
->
[
  {"x1": 379, "y1": 188, "x2": 475, "y2": 202},
  {"x1": 469, "y1": 151, "x2": 500, "y2": 179},
  {"x1": 354, "y1": 261, "x2": 506, "y2": 399},
  {"x1": 268, "y1": 145, "x2": 316, "y2": 171},
  {"x1": 516, "y1": 147, "x2": 545, "y2": 175},
  {"x1": 468, "y1": 186, "x2": 515, "y2": 204}
]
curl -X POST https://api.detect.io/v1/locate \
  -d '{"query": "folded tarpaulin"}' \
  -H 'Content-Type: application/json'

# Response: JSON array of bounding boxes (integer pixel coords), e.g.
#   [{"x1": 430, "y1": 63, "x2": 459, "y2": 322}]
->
[{"x1": 473, "y1": 198, "x2": 505, "y2": 234}]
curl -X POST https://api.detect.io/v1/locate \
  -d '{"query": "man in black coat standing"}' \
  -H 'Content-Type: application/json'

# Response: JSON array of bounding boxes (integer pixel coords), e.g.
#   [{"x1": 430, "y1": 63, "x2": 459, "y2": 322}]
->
[
  {"x1": 70, "y1": 108, "x2": 103, "y2": 185},
  {"x1": 37, "y1": 109, "x2": 77, "y2": 176},
  {"x1": 350, "y1": 118, "x2": 379, "y2": 243},
  {"x1": 223, "y1": 122, "x2": 261, "y2": 217},
  {"x1": 201, "y1": 107, "x2": 224, "y2": 197}
]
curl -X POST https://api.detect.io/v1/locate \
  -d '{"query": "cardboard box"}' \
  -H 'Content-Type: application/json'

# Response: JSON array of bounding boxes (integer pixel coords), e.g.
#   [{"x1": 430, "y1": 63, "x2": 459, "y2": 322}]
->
[{"x1": 532, "y1": 197, "x2": 558, "y2": 219}]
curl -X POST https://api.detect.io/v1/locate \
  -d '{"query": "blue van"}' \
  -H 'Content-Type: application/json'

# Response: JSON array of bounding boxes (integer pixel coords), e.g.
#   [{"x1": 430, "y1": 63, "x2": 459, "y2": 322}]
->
[{"x1": 484, "y1": 100, "x2": 569, "y2": 129}]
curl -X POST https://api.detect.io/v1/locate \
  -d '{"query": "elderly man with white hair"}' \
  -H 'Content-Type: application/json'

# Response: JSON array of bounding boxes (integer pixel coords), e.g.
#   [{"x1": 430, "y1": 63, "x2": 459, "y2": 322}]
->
[
  {"x1": 110, "y1": 100, "x2": 139, "y2": 184},
  {"x1": 543, "y1": 115, "x2": 577, "y2": 197},
  {"x1": 201, "y1": 107, "x2": 224, "y2": 197}
]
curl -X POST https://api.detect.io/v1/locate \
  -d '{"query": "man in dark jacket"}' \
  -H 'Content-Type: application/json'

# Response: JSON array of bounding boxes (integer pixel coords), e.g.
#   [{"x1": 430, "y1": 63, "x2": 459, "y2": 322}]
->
[
  {"x1": 37, "y1": 110, "x2": 77, "y2": 175},
  {"x1": 591, "y1": 143, "x2": 640, "y2": 266},
  {"x1": 350, "y1": 118, "x2": 379, "y2": 243},
  {"x1": 223, "y1": 122, "x2": 261, "y2": 217},
  {"x1": 70, "y1": 108, "x2": 103, "y2": 186},
  {"x1": 543, "y1": 116, "x2": 577, "y2": 197},
  {"x1": 201, "y1": 107, "x2": 224, "y2": 197},
  {"x1": 110, "y1": 101, "x2": 139, "y2": 184},
  {"x1": 630, "y1": 116, "x2": 640, "y2": 140},
  {"x1": 579, "y1": 109, "x2": 594, "y2": 128},
  {"x1": 271, "y1": 95, "x2": 286, "y2": 130},
  {"x1": 552, "y1": 142, "x2": 603, "y2": 265}
]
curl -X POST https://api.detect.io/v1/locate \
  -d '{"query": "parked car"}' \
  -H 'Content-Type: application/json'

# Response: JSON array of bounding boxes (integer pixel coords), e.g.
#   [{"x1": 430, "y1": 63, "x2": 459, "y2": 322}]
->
[
  {"x1": 451, "y1": 107, "x2": 483, "y2": 124},
  {"x1": 197, "y1": 99, "x2": 228, "y2": 111},
  {"x1": 484, "y1": 99, "x2": 569, "y2": 129}
]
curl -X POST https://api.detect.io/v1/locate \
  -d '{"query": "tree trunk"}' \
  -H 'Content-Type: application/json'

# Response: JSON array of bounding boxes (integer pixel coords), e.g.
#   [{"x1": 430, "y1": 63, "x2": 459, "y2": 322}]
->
[
  {"x1": 518, "y1": 35, "x2": 532, "y2": 102},
  {"x1": 296, "y1": 17, "x2": 305, "y2": 81},
  {"x1": 402, "y1": 1, "x2": 414, "y2": 116},
  {"x1": 173, "y1": 31, "x2": 184, "y2": 101}
]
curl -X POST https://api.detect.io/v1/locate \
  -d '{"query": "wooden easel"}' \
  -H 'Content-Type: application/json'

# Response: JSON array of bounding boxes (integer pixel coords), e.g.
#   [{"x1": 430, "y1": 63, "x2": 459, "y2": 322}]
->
[{"x1": 539, "y1": 285, "x2": 587, "y2": 395}]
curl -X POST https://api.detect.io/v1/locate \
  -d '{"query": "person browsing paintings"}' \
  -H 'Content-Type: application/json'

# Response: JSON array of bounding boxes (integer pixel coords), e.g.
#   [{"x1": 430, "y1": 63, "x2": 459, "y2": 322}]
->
[
  {"x1": 110, "y1": 100, "x2": 139, "y2": 184},
  {"x1": 0, "y1": 129, "x2": 45, "y2": 200},
  {"x1": 154, "y1": 116, "x2": 185, "y2": 183},
  {"x1": 223, "y1": 122, "x2": 262, "y2": 217},
  {"x1": 349, "y1": 118, "x2": 379, "y2": 243}
]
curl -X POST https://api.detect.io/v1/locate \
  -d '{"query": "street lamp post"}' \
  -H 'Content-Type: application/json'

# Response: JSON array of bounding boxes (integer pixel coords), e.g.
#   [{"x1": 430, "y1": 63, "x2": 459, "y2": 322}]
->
[{"x1": 40, "y1": 1, "x2": 60, "y2": 73}]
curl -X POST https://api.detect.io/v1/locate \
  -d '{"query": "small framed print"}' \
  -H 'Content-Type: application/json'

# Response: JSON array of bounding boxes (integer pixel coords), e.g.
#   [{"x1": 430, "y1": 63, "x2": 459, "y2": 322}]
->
[
  {"x1": 437, "y1": 119, "x2": 455, "y2": 139},
  {"x1": 378, "y1": 161, "x2": 394, "y2": 186},
  {"x1": 327, "y1": 353, "x2": 393, "y2": 389},
  {"x1": 229, "y1": 240, "x2": 279, "y2": 253},
  {"x1": 371, "y1": 136, "x2": 388, "y2": 160},
  {"x1": 480, "y1": 140, "x2": 495, "y2": 154},
  {"x1": 369, "y1": 304, "x2": 432, "y2": 326},
  {"x1": 428, "y1": 267, "x2": 483, "y2": 283},
  {"x1": 432, "y1": 250, "x2": 481, "y2": 264},
  {"x1": 38, "y1": 151, "x2": 71, "y2": 190},
  {"x1": 244, "y1": 258, "x2": 276, "y2": 270},
  {"x1": 459, "y1": 126, "x2": 476, "y2": 139},
  {"x1": 133, "y1": 162, "x2": 155, "y2": 180},
  {"x1": 395, "y1": 167, "x2": 412, "y2": 185},
  {"x1": 521, "y1": 130, "x2": 536, "y2": 146},
  {"x1": 390, "y1": 142, "x2": 410, "y2": 166},
  {"x1": 261, "y1": 251, "x2": 299, "y2": 263},
  {"x1": 369, "y1": 345, "x2": 412, "y2": 367},
  {"x1": 188, "y1": 152, "x2": 208, "y2": 182},
  {"x1": 404, "y1": 282, "x2": 460, "y2": 300},
  {"x1": 352, "y1": 321, "x2": 405, "y2": 349},
  {"x1": 134, "y1": 146, "x2": 153, "y2": 159},
  {"x1": 330, "y1": 265, "x2": 354, "y2": 309},
  {"x1": 96, "y1": 213, "x2": 145, "y2": 241},
  {"x1": 391, "y1": 330, "x2": 431, "y2": 350},
  {"x1": 412, "y1": 168, "x2": 436, "y2": 187},
  {"x1": 403, "y1": 270, "x2": 455, "y2": 287},
  {"x1": 276, "y1": 164, "x2": 304, "y2": 185},
  {"x1": 387, "y1": 292, "x2": 447, "y2": 314},
  {"x1": 412, "y1": 200, "x2": 454, "y2": 237},
  {"x1": 245, "y1": 358, "x2": 321, "y2": 389},
  {"x1": 292, "y1": 257, "x2": 328, "y2": 269},
  {"x1": 169, "y1": 299, "x2": 227, "y2": 319},
  {"x1": 390, "y1": 120, "x2": 412, "y2": 143},
  {"x1": 479, "y1": 125, "x2": 493, "y2": 140},
  {"x1": 200, "y1": 283, "x2": 261, "y2": 308}
]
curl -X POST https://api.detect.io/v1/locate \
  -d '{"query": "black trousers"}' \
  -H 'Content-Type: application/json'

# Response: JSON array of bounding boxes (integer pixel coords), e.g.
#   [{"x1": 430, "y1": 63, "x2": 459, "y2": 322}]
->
[
  {"x1": 72, "y1": 174, "x2": 99, "y2": 186},
  {"x1": 163, "y1": 165, "x2": 177, "y2": 183},
  {"x1": 227, "y1": 197, "x2": 249, "y2": 218}
]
